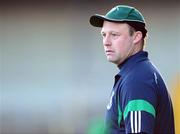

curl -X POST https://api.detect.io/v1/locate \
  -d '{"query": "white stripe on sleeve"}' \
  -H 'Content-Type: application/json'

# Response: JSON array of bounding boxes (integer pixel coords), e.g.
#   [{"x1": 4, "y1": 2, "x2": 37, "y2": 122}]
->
[
  {"x1": 138, "y1": 111, "x2": 141, "y2": 132},
  {"x1": 134, "y1": 111, "x2": 138, "y2": 133},
  {"x1": 130, "y1": 111, "x2": 134, "y2": 133}
]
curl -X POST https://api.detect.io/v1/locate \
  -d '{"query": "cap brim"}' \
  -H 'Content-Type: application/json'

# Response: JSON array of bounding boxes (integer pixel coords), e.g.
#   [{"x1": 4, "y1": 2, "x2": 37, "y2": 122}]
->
[
  {"x1": 89, "y1": 14, "x2": 130, "y2": 27},
  {"x1": 89, "y1": 14, "x2": 107, "y2": 27},
  {"x1": 90, "y1": 14, "x2": 134, "y2": 27}
]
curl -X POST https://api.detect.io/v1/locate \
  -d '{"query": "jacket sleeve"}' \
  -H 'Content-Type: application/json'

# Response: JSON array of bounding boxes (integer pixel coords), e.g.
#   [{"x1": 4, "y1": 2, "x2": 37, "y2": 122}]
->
[{"x1": 119, "y1": 76, "x2": 158, "y2": 134}]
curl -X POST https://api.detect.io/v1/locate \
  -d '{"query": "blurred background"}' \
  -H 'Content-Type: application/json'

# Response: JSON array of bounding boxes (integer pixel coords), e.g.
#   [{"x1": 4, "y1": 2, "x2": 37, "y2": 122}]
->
[{"x1": 0, "y1": 0, "x2": 180, "y2": 134}]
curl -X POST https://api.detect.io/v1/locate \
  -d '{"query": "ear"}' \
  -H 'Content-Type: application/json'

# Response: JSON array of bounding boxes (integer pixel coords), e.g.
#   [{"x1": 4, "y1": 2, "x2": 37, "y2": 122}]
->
[{"x1": 133, "y1": 31, "x2": 143, "y2": 44}]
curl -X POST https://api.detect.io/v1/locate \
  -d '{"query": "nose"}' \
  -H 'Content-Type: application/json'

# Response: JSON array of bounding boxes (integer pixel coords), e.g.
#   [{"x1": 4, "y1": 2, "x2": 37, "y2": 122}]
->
[{"x1": 103, "y1": 36, "x2": 111, "y2": 46}]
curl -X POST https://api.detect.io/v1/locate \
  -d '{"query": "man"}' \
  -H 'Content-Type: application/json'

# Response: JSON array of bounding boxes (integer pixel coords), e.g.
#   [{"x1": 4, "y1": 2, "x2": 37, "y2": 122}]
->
[{"x1": 89, "y1": 5, "x2": 175, "y2": 134}]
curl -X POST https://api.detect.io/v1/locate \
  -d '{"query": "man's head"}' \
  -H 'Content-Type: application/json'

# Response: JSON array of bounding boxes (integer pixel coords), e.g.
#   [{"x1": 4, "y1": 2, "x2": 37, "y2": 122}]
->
[{"x1": 89, "y1": 5, "x2": 147, "y2": 65}]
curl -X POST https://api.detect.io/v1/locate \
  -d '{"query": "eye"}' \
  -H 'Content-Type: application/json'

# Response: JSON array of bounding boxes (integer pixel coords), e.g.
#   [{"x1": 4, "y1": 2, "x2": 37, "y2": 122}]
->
[
  {"x1": 111, "y1": 33, "x2": 119, "y2": 37},
  {"x1": 112, "y1": 33, "x2": 117, "y2": 36},
  {"x1": 110, "y1": 32, "x2": 120, "y2": 39},
  {"x1": 101, "y1": 32, "x2": 106, "y2": 38}
]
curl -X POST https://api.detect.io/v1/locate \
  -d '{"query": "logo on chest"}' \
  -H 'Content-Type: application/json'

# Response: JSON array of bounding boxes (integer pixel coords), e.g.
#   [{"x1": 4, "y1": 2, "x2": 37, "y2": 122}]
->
[{"x1": 106, "y1": 91, "x2": 115, "y2": 110}]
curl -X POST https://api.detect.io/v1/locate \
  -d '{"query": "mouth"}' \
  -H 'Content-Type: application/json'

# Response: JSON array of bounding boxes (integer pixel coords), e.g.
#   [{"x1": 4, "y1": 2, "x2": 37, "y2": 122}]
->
[{"x1": 105, "y1": 50, "x2": 114, "y2": 55}]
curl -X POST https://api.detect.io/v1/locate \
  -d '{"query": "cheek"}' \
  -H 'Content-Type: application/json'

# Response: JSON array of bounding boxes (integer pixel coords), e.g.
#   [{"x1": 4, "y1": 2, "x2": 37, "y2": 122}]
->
[
  {"x1": 114, "y1": 38, "x2": 132, "y2": 54},
  {"x1": 114, "y1": 39, "x2": 126, "y2": 51}
]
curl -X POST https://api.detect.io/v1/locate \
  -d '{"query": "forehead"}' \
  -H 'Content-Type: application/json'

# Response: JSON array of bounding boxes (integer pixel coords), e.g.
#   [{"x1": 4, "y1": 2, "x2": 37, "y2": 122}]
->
[{"x1": 101, "y1": 21, "x2": 129, "y2": 33}]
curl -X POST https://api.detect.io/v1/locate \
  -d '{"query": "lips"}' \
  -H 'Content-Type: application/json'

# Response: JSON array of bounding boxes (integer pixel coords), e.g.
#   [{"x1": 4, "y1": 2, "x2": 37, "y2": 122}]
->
[{"x1": 105, "y1": 50, "x2": 114, "y2": 55}]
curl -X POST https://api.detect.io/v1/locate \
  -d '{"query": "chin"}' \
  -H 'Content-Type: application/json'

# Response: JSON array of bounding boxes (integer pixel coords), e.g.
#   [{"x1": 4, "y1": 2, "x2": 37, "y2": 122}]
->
[{"x1": 107, "y1": 58, "x2": 118, "y2": 64}]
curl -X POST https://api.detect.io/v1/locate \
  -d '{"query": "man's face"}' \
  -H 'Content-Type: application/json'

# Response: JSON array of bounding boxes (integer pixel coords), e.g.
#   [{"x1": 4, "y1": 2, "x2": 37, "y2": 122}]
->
[{"x1": 101, "y1": 21, "x2": 135, "y2": 65}]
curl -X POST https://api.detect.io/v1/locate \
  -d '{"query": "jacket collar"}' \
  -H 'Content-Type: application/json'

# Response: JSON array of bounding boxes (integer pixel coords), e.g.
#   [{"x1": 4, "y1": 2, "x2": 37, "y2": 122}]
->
[{"x1": 117, "y1": 51, "x2": 149, "y2": 77}]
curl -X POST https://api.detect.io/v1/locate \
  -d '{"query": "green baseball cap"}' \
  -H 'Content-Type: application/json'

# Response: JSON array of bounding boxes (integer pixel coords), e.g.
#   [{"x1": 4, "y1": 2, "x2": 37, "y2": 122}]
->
[{"x1": 89, "y1": 5, "x2": 147, "y2": 37}]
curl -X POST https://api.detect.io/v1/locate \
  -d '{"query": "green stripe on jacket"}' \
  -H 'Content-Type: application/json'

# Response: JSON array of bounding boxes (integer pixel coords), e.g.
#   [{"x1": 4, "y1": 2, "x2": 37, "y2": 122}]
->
[{"x1": 123, "y1": 99, "x2": 156, "y2": 120}]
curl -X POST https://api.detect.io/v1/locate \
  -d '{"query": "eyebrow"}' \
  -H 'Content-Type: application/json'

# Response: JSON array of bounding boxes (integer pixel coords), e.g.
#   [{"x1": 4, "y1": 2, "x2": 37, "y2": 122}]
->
[{"x1": 101, "y1": 30, "x2": 120, "y2": 34}]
